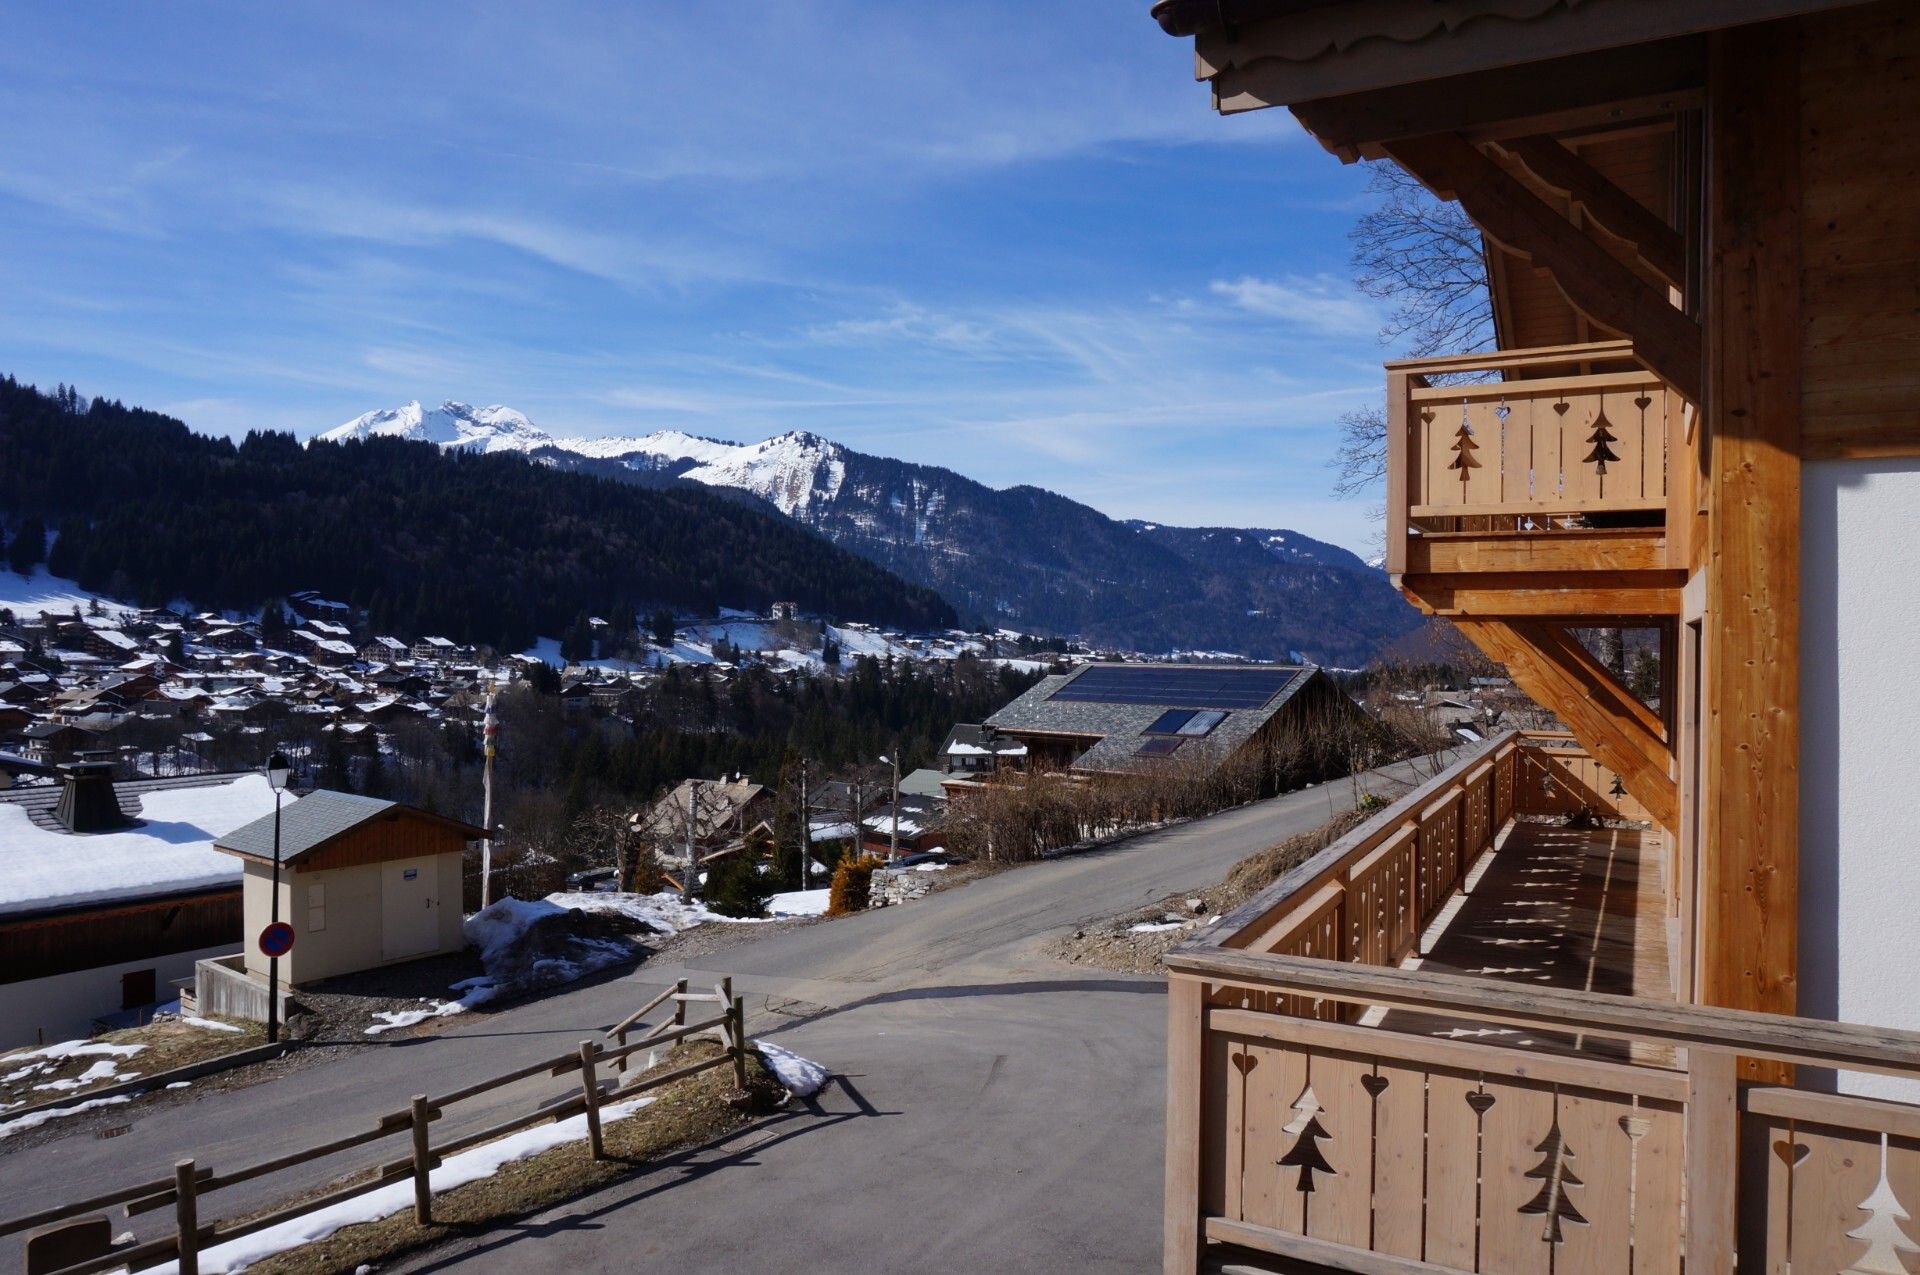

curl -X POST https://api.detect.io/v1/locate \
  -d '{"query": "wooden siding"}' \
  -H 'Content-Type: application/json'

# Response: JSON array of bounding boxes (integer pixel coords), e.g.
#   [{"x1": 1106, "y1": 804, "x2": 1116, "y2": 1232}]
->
[
  {"x1": 1799, "y1": 3, "x2": 1920, "y2": 458},
  {"x1": 293, "y1": 816, "x2": 472, "y2": 873},
  {"x1": 0, "y1": 889, "x2": 240, "y2": 984}
]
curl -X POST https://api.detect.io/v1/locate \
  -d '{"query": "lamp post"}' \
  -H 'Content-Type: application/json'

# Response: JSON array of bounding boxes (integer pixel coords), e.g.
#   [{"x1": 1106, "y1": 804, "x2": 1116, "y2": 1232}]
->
[
  {"x1": 264, "y1": 750, "x2": 292, "y2": 1044},
  {"x1": 878, "y1": 749, "x2": 901, "y2": 862}
]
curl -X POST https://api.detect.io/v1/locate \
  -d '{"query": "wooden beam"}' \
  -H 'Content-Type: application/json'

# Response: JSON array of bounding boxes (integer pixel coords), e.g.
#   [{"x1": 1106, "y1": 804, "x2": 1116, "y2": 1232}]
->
[
  {"x1": 1286, "y1": 38, "x2": 1705, "y2": 158},
  {"x1": 1522, "y1": 621, "x2": 1669, "y2": 746},
  {"x1": 1498, "y1": 135, "x2": 1687, "y2": 287},
  {"x1": 1454, "y1": 618, "x2": 1677, "y2": 831},
  {"x1": 1398, "y1": 570, "x2": 1683, "y2": 618},
  {"x1": 1381, "y1": 131, "x2": 1703, "y2": 404},
  {"x1": 1403, "y1": 529, "x2": 1668, "y2": 576},
  {"x1": 1699, "y1": 23, "x2": 1801, "y2": 1044}
]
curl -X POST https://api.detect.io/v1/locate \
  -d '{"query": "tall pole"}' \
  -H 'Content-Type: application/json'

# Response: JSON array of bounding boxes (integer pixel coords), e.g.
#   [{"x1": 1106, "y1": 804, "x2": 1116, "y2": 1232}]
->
[
  {"x1": 480, "y1": 683, "x2": 497, "y2": 908},
  {"x1": 888, "y1": 749, "x2": 901, "y2": 862},
  {"x1": 681, "y1": 779, "x2": 698, "y2": 902},
  {"x1": 266, "y1": 787, "x2": 283, "y2": 1045},
  {"x1": 798, "y1": 760, "x2": 813, "y2": 890}
]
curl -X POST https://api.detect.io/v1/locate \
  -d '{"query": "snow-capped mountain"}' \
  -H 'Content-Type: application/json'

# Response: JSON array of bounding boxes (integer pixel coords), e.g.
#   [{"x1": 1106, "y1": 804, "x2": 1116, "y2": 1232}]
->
[
  {"x1": 316, "y1": 402, "x2": 1419, "y2": 663},
  {"x1": 319, "y1": 401, "x2": 558, "y2": 454}
]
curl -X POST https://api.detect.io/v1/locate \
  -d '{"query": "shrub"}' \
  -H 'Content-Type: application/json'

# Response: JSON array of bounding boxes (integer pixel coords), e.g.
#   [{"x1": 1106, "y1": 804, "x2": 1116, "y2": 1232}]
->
[
  {"x1": 828, "y1": 853, "x2": 884, "y2": 916},
  {"x1": 704, "y1": 850, "x2": 775, "y2": 919}
]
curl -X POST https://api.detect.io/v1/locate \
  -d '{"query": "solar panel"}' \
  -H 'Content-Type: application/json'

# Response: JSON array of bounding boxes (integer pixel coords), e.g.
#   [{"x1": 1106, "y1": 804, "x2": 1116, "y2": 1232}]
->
[
  {"x1": 1135, "y1": 737, "x2": 1185, "y2": 757},
  {"x1": 1049, "y1": 665, "x2": 1296, "y2": 710}
]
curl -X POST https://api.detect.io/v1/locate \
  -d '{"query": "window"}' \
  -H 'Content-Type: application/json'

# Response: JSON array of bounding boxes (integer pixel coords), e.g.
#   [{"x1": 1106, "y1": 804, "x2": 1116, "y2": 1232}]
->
[
  {"x1": 121, "y1": 968, "x2": 156, "y2": 1010},
  {"x1": 1145, "y1": 708, "x2": 1230, "y2": 737}
]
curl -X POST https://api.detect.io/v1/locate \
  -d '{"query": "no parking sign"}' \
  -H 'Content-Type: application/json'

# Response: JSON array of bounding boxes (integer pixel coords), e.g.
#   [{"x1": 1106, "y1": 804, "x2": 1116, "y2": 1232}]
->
[{"x1": 258, "y1": 921, "x2": 296, "y2": 958}]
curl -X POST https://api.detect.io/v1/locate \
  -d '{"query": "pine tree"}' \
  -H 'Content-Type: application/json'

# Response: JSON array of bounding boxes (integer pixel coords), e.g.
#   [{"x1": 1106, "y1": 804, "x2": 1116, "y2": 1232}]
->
[
  {"x1": 1447, "y1": 416, "x2": 1481, "y2": 489},
  {"x1": 650, "y1": 609, "x2": 677, "y2": 649},
  {"x1": 7, "y1": 516, "x2": 44, "y2": 576},
  {"x1": 1582, "y1": 406, "x2": 1620, "y2": 477},
  {"x1": 1518, "y1": 1116, "x2": 1588, "y2": 1242},
  {"x1": 1843, "y1": 1135, "x2": 1920, "y2": 1275},
  {"x1": 1277, "y1": 1086, "x2": 1336, "y2": 1193}
]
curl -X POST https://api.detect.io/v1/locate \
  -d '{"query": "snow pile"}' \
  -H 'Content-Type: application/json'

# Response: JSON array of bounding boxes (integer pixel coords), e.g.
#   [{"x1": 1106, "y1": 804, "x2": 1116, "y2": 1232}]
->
[
  {"x1": 442, "y1": 896, "x2": 648, "y2": 1012},
  {"x1": 767, "y1": 888, "x2": 831, "y2": 918},
  {"x1": 183, "y1": 1016, "x2": 244, "y2": 1034},
  {"x1": 153, "y1": 1095, "x2": 659, "y2": 1274},
  {"x1": 752, "y1": 1040, "x2": 828, "y2": 1098},
  {"x1": 33, "y1": 1059, "x2": 139, "y2": 1091},
  {"x1": 365, "y1": 1002, "x2": 466, "y2": 1036},
  {"x1": 1128, "y1": 921, "x2": 1186, "y2": 934}
]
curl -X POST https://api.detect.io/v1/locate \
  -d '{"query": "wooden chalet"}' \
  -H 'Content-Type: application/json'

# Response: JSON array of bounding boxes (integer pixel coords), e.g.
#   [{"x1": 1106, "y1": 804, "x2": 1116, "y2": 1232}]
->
[{"x1": 1148, "y1": 3, "x2": 1920, "y2": 1274}]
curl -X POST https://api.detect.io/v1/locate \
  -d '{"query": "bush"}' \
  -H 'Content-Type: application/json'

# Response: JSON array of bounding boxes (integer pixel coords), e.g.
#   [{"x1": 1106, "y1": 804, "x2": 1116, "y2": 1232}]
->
[
  {"x1": 704, "y1": 850, "x2": 775, "y2": 919},
  {"x1": 828, "y1": 853, "x2": 884, "y2": 916}
]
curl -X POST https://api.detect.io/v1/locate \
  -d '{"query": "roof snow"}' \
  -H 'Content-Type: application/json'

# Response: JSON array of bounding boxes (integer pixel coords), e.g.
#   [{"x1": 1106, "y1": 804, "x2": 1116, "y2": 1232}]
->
[{"x1": 0, "y1": 774, "x2": 279, "y2": 917}]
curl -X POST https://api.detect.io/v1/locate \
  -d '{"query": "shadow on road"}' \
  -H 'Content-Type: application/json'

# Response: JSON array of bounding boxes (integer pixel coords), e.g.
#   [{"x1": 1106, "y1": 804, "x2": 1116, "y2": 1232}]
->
[{"x1": 396, "y1": 1074, "x2": 895, "y2": 1274}]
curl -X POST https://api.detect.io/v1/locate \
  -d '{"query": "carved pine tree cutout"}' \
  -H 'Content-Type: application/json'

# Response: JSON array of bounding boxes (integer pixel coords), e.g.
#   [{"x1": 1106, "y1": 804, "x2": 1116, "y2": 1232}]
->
[
  {"x1": 1519, "y1": 1114, "x2": 1589, "y2": 1243},
  {"x1": 1448, "y1": 409, "x2": 1480, "y2": 489},
  {"x1": 1845, "y1": 1134, "x2": 1920, "y2": 1275},
  {"x1": 1277, "y1": 1085, "x2": 1336, "y2": 1194},
  {"x1": 1583, "y1": 406, "x2": 1620, "y2": 478}
]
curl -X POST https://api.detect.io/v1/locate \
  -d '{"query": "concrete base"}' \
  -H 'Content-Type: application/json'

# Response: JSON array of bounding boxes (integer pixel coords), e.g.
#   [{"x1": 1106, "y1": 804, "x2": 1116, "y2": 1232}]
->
[{"x1": 194, "y1": 954, "x2": 295, "y2": 1024}]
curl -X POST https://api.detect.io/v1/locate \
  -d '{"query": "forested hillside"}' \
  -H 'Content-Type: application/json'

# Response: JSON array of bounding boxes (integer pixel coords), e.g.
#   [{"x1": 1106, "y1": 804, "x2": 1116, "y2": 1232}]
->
[{"x1": 0, "y1": 377, "x2": 955, "y2": 647}]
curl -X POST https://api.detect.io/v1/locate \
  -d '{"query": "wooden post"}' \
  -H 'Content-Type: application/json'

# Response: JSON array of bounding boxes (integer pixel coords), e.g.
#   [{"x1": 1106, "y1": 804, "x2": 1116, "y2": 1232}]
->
[
  {"x1": 1700, "y1": 21, "x2": 1802, "y2": 1068},
  {"x1": 578, "y1": 1041, "x2": 605, "y2": 1161},
  {"x1": 173, "y1": 1159, "x2": 199, "y2": 1275},
  {"x1": 672, "y1": 978, "x2": 688, "y2": 1028},
  {"x1": 1385, "y1": 370, "x2": 1411, "y2": 575},
  {"x1": 730, "y1": 995, "x2": 749, "y2": 1090},
  {"x1": 1163, "y1": 975, "x2": 1205, "y2": 1275},
  {"x1": 1685, "y1": 1048, "x2": 1739, "y2": 1273},
  {"x1": 410, "y1": 1094, "x2": 433, "y2": 1225}
]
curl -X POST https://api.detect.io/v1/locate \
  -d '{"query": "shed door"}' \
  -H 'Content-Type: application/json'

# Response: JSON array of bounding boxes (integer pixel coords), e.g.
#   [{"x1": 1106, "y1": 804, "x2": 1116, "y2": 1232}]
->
[{"x1": 381, "y1": 857, "x2": 440, "y2": 962}]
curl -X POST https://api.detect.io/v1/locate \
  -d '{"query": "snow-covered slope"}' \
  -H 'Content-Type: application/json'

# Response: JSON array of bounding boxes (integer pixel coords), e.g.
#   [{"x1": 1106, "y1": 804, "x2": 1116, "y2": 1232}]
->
[{"x1": 317, "y1": 401, "x2": 557, "y2": 454}]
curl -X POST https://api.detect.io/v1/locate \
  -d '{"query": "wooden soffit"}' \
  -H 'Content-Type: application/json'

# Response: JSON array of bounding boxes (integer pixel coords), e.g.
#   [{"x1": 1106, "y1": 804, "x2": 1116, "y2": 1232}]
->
[{"x1": 1187, "y1": 0, "x2": 1867, "y2": 114}]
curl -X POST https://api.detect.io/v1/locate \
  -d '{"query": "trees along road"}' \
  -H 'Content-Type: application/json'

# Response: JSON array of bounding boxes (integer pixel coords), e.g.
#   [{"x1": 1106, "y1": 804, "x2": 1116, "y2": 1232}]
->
[{"x1": 0, "y1": 760, "x2": 1436, "y2": 1274}]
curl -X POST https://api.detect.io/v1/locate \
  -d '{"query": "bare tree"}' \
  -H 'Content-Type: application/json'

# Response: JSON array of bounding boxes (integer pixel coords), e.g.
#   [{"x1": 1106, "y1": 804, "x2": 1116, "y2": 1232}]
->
[{"x1": 1335, "y1": 163, "x2": 1498, "y2": 496}]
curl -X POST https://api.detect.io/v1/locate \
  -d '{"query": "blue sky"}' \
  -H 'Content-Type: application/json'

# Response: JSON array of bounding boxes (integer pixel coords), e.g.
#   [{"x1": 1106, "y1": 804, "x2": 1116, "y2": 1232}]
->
[{"x1": 0, "y1": 2, "x2": 1396, "y2": 553}]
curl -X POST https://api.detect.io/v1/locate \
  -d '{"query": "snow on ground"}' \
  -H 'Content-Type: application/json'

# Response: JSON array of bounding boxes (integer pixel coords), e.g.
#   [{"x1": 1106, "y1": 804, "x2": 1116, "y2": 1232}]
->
[
  {"x1": 0, "y1": 775, "x2": 278, "y2": 918},
  {"x1": 153, "y1": 1095, "x2": 660, "y2": 1274},
  {"x1": 0, "y1": 564, "x2": 135, "y2": 621},
  {"x1": 32, "y1": 1059, "x2": 139, "y2": 1091},
  {"x1": 752, "y1": 1040, "x2": 829, "y2": 1098},
  {"x1": 0, "y1": 1094, "x2": 134, "y2": 1140},
  {"x1": 183, "y1": 1016, "x2": 243, "y2": 1034},
  {"x1": 1128, "y1": 922, "x2": 1187, "y2": 934},
  {"x1": 365, "y1": 1002, "x2": 466, "y2": 1036},
  {"x1": 767, "y1": 888, "x2": 831, "y2": 918}
]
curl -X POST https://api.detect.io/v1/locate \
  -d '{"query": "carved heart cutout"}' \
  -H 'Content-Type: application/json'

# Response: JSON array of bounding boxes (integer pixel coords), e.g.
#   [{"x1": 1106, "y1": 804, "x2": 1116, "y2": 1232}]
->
[
  {"x1": 1773, "y1": 1139, "x2": 1810, "y2": 1169},
  {"x1": 1633, "y1": 394, "x2": 1652, "y2": 411},
  {"x1": 1231, "y1": 1052, "x2": 1258, "y2": 1076},
  {"x1": 1466, "y1": 1090, "x2": 1496, "y2": 1116},
  {"x1": 1361, "y1": 1074, "x2": 1389, "y2": 1098},
  {"x1": 1553, "y1": 400, "x2": 1570, "y2": 416},
  {"x1": 1420, "y1": 408, "x2": 1435, "y2": 425},
  {"x1": 1494, "y1": 404, "x2": 1511, "y2": 421}
]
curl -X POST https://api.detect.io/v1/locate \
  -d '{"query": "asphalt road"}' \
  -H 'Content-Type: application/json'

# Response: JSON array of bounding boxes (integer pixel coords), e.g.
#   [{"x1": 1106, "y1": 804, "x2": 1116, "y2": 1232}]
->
[{"x1": 0, "y1": 761, "x2": 1432, "y2": 1273}]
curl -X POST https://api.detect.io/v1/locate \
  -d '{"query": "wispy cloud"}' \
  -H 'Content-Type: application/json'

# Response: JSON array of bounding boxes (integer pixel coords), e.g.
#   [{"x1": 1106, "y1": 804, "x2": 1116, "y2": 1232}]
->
[{"x1": 1209, "y1": 275, "x2": 1381, "y2": 336}]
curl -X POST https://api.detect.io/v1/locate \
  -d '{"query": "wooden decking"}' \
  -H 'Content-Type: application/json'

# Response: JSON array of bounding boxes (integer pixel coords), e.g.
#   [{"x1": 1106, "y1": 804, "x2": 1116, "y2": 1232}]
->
[{"x1": 1370, "y1": 819, "x2": 1674, "y2": 1060}]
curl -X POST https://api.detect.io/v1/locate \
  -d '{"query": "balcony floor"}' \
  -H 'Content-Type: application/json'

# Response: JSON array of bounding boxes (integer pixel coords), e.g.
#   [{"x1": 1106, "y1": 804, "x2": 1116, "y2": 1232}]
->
[{"x1": 1370, "y1": 820, "x2": 1675, "y2": 1063}]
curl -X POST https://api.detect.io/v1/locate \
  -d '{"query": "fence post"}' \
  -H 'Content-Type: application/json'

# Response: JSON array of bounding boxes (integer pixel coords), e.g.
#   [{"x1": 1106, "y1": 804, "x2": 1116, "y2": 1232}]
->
[
  {"x1": 1685, "y1": 1048, "x2": 1739, "y2": 1273},
  {"x1": 579, "y1": 1040, "x2": 606, "y2": 1160},
  {"x1": 174, "y1": 1160, "x2": 199, "y2": 1275},
  {"x1": 672, "y1": 978, "x2": 688, "y2": 1029},
  {"x1": 729, "y1": 995, "x2": 749, "y2": 1090},
  {"x1": 410, "y1": 1094, "x2": 434, "y2": 1226}
]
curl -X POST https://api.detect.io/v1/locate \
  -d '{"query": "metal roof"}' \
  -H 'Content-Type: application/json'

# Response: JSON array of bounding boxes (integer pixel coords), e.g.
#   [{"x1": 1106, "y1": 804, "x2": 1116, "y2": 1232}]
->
[{"x1": 212, "y1": 789, "x2": 427, "y2": 862}]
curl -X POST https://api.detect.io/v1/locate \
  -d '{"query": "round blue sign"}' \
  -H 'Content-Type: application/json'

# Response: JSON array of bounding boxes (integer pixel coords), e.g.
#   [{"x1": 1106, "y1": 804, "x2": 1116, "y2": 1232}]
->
[{"x1": 258, "y1": 921, "x2": 296, "y2": 958}]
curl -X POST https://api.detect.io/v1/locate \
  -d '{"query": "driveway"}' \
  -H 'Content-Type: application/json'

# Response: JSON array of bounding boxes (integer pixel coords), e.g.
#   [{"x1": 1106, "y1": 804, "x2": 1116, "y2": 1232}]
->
[{"x1": 0, "y1": 762, "x2": 1431, "y2": 1272}]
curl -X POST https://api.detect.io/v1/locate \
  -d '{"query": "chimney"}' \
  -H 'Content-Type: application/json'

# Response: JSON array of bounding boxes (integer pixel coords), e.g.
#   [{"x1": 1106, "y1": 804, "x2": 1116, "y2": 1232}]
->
[{"x1": 55, "y1": 758, "x2": 132, "y2": 833}]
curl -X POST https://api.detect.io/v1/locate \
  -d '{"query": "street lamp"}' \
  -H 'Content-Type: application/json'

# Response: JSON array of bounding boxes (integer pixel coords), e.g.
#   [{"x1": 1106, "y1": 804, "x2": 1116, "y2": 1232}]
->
[
  {"x1": 878, "y1": 750, "x2": 900, "y2": 862},
  {"x1": 264, "y1": 750, "x2": 292, "y2": 1044}
]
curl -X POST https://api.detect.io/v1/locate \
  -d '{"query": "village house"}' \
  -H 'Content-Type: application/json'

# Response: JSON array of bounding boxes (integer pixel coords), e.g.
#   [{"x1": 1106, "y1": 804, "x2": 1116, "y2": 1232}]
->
[
  {"x1": 1146, "y1": 3, "x2": 1920, "y2": 1273},
  {"x1": 0, "y1": 763, "x2": 278, "y2": 1047}
]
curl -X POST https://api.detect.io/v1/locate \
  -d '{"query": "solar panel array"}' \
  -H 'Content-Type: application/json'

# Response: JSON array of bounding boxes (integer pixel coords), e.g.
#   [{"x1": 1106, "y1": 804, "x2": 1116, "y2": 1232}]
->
[{"x1": 1048, "y1": 665, "x2": 1296, "y2": 710}]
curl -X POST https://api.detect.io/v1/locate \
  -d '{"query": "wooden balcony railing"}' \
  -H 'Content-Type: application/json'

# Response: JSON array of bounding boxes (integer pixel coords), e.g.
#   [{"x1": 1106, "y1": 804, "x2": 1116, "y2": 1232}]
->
[
  {"x1": 1385, "y1": 341, "x2": 1694, "y2": 577},
  {"x1": 1163, "y1": 737, "x2": 1920, "y2": 1275}
]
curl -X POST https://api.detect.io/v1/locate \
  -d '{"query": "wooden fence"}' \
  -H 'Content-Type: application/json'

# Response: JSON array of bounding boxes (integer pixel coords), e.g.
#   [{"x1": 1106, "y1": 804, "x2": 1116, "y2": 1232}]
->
[{"x1": 3, "y1": 978, "x2": 747, "y2": 1275}]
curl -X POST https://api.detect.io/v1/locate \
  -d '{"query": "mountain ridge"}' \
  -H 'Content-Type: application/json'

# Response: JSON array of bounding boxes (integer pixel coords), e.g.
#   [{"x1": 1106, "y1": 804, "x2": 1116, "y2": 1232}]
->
[{"x1": 320, "y1": 401, "x2": 1420, "y2": 664}]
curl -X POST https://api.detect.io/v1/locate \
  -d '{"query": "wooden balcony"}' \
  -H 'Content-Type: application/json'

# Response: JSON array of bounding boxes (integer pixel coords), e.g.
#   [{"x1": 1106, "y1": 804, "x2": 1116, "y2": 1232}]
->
[
  {"x1": 1164, "y1": 733, "x2": 1920, "y2": 1275},
  {"x1": 1386, "y1": 341, "x2": 1694, "y2": 619}
]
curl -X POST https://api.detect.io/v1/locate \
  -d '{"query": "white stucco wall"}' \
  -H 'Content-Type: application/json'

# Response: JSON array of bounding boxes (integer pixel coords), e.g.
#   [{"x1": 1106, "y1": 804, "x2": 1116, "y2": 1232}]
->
[
  {"x1": 1, "y1": 943, "x2": 237, "y2": 1050},
  {"x1": 1800, "y1": 457, "x2": 1920, "y2": 1098}
]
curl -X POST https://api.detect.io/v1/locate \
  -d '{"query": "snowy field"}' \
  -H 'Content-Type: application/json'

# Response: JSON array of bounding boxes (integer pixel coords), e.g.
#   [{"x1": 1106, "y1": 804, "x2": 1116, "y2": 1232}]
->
[{"x1": 0, "y1": 565, "x2": 134, "y2": 621}]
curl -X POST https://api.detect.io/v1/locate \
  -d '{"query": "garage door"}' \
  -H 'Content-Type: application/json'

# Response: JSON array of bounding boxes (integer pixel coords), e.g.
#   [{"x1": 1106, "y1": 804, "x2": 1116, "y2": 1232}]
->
[{"x1": 381, "y1": 858, "x2": 440, "y2": 962}]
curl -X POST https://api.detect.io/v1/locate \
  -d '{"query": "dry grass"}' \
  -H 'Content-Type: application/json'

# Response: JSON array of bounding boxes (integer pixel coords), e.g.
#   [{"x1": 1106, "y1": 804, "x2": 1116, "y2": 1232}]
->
[
  {"x1": 241, "y1": 1039, "x2": 785, "y2": 1275},
  {"x1": 1216, "y1": 805, "x2": 1373, "y2": 909},
  {"x1": 0, "y1": 1016, "x2": 264, "y2": 1109}
]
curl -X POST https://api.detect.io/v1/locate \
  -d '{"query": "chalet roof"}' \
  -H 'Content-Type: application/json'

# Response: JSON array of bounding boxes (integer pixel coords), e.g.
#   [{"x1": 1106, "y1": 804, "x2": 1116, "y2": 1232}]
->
[
  {"x1": 940, "y1": 723, "x2": 1029, "y2": 758},
  {"x1": 214, "y1": 789, "x2": 485, "y2": 863},
  {"x1": 986, "y1": 662, "x2": 1319, "y2": 774}
]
